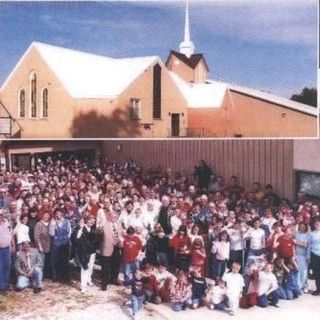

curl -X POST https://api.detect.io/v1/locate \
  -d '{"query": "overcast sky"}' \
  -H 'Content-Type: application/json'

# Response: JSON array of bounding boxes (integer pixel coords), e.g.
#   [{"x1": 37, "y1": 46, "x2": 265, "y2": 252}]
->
[{"x1": 0, "y1": 0, "x2": 317, "y2": 97}]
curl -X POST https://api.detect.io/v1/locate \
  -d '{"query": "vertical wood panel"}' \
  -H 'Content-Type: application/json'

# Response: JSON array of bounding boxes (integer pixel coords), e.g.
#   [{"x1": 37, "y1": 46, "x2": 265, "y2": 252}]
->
[
  {"x1": 265, "y1": 140, "x2": 271, "y2": 184},
  {"x1": 102, "y1": 140, "x2": 294, "y2": 200},
  {"x1": 271, "y1": 140, "x2": 278, "y2": 193}
]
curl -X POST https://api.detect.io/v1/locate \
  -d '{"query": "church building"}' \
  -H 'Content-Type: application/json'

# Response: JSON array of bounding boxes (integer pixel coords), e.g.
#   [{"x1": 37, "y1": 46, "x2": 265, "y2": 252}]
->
[{"x1": 0, "y1": 0, "x2": 317, "y2": 138}]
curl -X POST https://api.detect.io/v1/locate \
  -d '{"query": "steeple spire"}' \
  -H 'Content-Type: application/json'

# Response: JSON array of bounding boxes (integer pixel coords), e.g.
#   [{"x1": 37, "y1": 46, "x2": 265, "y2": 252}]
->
[{"x1": 179, "y1": 0, "x2": 195, "y2": 58}]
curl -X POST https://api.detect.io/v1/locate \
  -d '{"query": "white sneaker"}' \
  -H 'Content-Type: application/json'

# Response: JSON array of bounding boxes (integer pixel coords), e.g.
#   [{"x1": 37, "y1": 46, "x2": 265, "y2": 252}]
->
[
  {"x1": 87, "y1": 281, "x2": 94, "y2": 287},
  {"x1": 229, "y1": 310, "x2": 234, "y2": 316},
  {"x1": 209, "y1": 304, "x2": 214, "y2": 310},
  {"x1": 304, "y1": 288, "x2": 309, "y2": 294}
]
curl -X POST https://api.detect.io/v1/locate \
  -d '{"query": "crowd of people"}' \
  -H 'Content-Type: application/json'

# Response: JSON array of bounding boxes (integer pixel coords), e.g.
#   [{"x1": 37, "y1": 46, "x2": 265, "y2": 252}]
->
[{"x1": 0, "y1": 156, "x2": 320, "y2": 320}]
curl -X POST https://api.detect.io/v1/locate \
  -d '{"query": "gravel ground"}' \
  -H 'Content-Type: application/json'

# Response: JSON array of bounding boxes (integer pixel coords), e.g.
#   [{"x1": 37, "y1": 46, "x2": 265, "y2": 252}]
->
[{"x1": 1, "y1": 277, "x2": 320, "y2": 320}]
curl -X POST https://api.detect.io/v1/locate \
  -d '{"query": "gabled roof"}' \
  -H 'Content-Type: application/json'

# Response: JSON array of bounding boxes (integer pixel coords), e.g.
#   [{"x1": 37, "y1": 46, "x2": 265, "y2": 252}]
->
[
  {"x1": 166, "y1": 50, "x2": 209, "y2": 71},
  {"x1": 2, "y1": 42, "x2": 160, "y2": 99},
  {"x1": 170, "y1": 72, "x2": 317, "y2": 116}
]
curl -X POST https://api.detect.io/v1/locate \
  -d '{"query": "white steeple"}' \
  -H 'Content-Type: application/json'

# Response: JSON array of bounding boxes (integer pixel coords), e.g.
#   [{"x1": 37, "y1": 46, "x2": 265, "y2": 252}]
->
[{"x1": 179, "y1": 0, "x2": 195, "y2": 58}]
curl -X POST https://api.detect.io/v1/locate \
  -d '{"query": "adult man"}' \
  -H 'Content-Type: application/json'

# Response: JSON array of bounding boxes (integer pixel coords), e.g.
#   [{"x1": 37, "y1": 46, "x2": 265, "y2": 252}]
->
[
  {"x1": 15, "y1": 241, "x2": 43, "y2": 293},
  {"x1": 0, "y1": 209, "x2": 14, "y2": 295},
  {"x1": 158, "y1": 196, "x2": 172, "y2": 235},
  {"x1": 99, "y1": 210, "x2": 124, "y2": 290}
]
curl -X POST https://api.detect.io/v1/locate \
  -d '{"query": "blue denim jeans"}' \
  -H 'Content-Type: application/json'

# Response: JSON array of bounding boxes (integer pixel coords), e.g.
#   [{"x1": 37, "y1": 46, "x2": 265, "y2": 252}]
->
[
  {"x1": 214, "y1": 300, "x2": 229, "y2": 310},
  {"x1": 16, "y1": 266, "x2": 43, "y2": 289},
  {"x1": 258, "y1": 290, "x2": 279, "y2": 307},
  {"x1": 130, "y1": 294, "x2": 145, "y2": 314},
  {"x1": 296, "y1": 255, "x2": 308, "y2": 291},
  {"x1": 212, "y1": 258, "x2": 227, "y2": 280},
  {"x1": 0, "y1": 246, "x2": 11, "y2": 291},
  {"x1": 171, "y1": 298, "x2": 192, "y2": 311},
  {"x1": 276, "y1": 285, "x2": 287, "y2": 299},
  {"x1": 123, "y1": 260, "x2": 140, "y2": 284}
]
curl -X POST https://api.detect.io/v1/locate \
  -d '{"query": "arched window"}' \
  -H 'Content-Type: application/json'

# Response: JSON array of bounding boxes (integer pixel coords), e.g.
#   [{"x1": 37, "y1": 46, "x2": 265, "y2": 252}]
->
[
  {"x1": 18, "y1": 89, "x2": 25, "y2": 118},
  {"x1": 153, "y1": 63, "x2": 162, "y2": 119},
  {"x1": 30, "y1": 72, "x2": 37, "y2": 117},
  {"x1": 42, "y1": 88, "x2": 48, "y2": 118}
]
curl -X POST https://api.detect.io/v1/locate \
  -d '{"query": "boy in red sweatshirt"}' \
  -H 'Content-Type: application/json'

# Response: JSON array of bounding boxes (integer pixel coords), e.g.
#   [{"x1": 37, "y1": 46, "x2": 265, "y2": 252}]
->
[{"x1": 122, "y1": 227, "x2": 143, "y2": 285}]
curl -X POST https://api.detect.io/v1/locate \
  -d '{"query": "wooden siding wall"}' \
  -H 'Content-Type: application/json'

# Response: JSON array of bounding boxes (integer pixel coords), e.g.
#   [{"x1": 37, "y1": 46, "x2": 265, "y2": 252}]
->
[{"x1": 102, "y1": 140, "x2": 294, "y2": 200}]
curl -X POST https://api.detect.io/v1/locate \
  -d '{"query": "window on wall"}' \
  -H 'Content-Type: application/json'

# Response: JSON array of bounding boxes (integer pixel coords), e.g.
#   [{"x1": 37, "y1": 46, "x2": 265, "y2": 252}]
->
[
  {"x1": 129, "y1": 98, "x2": 140, "y2": 120},
  {"x1": 30, "y1": 72, "x2": 37, "y2": 117},
  {"x1": 153, "y1": 63, "x2": 161, "y2": 119},
  {"x1": 19, "y1": 89, "x2": 25, "y2": 118},
  {"x1": 42, "y1": 88, "x2": 48, "y2": 117},
  {"x1": 296, "y1": 171, "x2": 320, "y2": 200}
]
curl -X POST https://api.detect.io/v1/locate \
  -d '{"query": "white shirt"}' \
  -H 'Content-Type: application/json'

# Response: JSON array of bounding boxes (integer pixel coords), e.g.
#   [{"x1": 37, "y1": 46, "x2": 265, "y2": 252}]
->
[
  {"x1": 257, "y1": 271, "x2": 278, "y2": 296},
  {"x1": 170, "y1": 215, "x2": 182, "y2": 234},
  {"x1": 127, "y1": 214, "x2": 144, "y2": 230},
  {"x1": 142, "y1": 209, "x2": 158, "y2": 231},
  {"x1": 207, "y1": 286, "x2": 226, "y2": 304},
  {"x1": 228, "y1": 228, "x2": 246, "y2": 250},
  {"x1": 222, "y1": 272, "x2": 245, "y2": 297},
  {"x1": 14, "y1": 223, "x2": 30, "y2": 245},
  {"x1": 248, "y1": 228, "x2": 265, "y2": 250},
  {"x1": 119, "y1": 210, "x2": 133, "y2": 229},
  {"x1": 261, "y1": 217, "x2": 277, "y2": 233}
]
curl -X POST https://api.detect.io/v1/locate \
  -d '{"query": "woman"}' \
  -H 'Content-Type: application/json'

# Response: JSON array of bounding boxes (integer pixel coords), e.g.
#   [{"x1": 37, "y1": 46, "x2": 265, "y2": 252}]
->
[
  {"x1": 34, "y1": 211, "x2": 52, "y2": 278},
  {"x1": 75, "y1": 215, "x2": 100, "y2": 293},
  {"x1": 294, "y1": 222, "x2": 310, "y2": 293}
]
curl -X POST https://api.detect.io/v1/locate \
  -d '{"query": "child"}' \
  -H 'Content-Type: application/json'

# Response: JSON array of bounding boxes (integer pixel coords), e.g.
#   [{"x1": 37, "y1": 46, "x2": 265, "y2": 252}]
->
[
  {"x1": 211, "y1": 230, "x2": 230, "y2": 281},
  {"x1": 170, "y1": 269, "x2": 192, "y2": 311},
  {"x1": 143, "y1": 264, "x2": 161, "y2": 304},
  {"x1": 207, "y1": 279, "x2": 229, "y2": 311},
  {"x1": 222, "y1": 262, "x2": 245, "y2": 316},
  {"x1": 156, "y1": 263, "x2": 175, "y2": 303},
  {"x1": 272, "y1": 257, "x2": 287, "y2": 300},
  {"x1": 282, "y1": 258, "x2": 301, "y2": 300},
  {"x1": 126, "y1": 269, "x2": 148, "y2": 320},
  {"x1": 257, "y1": 262, "x2": 279, "y2": 308},
  {"x1": 122, "y1": 227, "x2": 143, "y2": 285},
  {"x1": 189, "y1": 267, "x2": 207, "y2": 309},
  {"x1": 175, "y1": 243, "x2": 191, "y2": 272},
  {"x1": 190, "y1": 238, "x2": 206, "y2": 276}
]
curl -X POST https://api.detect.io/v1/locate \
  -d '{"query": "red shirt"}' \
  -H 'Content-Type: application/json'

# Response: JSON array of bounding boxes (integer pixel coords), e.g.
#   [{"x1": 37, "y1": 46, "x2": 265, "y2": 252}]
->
[
  {"x1": 277, "y1": 235, "x2": 295, "y2": 258},
  {"x1": 169, "y1": 235, "x2": 191, "y2": 254},
  {"x1": 122, "y1": 235, "x2": 142, "y2": 263},
  {"x1": 191, "y1": 248, "x2": 206, "y2": 266}
]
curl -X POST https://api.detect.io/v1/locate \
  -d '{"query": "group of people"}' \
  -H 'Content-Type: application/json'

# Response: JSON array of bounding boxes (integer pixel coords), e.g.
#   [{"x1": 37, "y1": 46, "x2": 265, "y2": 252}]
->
[{"x1": 0, "y1": 156, "x2": 320, "y2": 319}]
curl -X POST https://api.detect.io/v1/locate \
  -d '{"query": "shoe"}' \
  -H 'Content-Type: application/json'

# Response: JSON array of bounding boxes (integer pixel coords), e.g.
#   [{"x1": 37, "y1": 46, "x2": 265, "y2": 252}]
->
[
  {"x1": 87, "y1": 282, "x2": 94, "y2": 287},
  {"x1": 33, "y1": 288, "x2": 42, "y2": 294},
  {"x1": 0, "y1": 290, "x2": 8, "y2": 296},
  {"x1": 304, "y1": 288, "x2": 309, "y2": 294},
  {"x1": 312, "y1": 291, "x2": 320, "y2": 296},
  {"x1": 209, "y1": 304, "x2": 214, "y2": 310},
  {"x1": 101, "y1": 284, "x2": 107, "y2": 291},
  {"x1": 271, "y1": 303, "x2": 280, "y2": 308},
  {"x1": 229, "y1": 310, "x2": 234, "y2": 316}
]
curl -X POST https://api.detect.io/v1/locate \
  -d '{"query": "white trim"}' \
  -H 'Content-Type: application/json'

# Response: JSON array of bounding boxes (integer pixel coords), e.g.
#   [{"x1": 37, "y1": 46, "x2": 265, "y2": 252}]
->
[{"x1": 1, "y1": 43, "x2": 36, "y2": 91}]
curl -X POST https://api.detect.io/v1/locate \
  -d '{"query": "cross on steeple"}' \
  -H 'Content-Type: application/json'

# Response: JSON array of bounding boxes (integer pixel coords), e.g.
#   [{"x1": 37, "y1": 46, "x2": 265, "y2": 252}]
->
[{"x1": 179, "y1": 0, "x2": 195, "y2": 58}]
